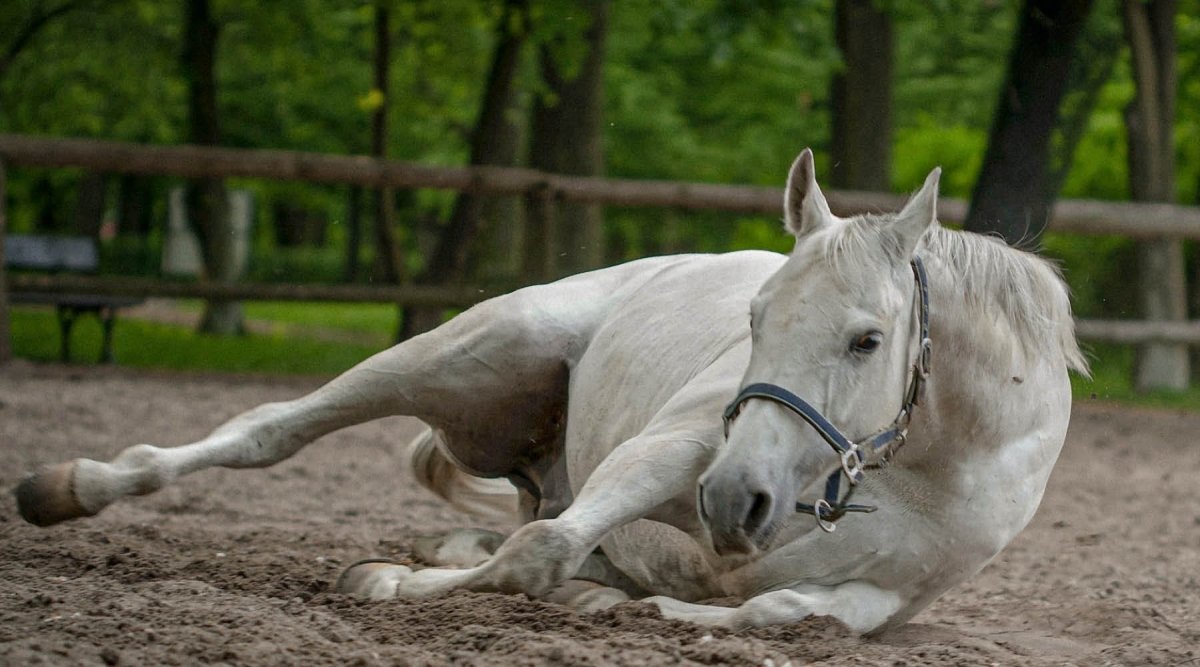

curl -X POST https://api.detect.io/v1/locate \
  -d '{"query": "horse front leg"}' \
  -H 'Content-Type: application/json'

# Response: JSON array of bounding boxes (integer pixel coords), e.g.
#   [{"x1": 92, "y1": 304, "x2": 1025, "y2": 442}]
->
[
  {"x1": 641, "y1": 581, "x2": 905, "y2": 635},
  {"x1": 335, "y1": 434, "x2": 717, "y2": 602}
]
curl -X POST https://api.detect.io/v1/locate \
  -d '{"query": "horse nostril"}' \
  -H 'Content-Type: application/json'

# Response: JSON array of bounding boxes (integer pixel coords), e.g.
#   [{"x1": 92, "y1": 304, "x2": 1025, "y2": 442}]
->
[
  {"x1": 697, "y1": 484, "x2": 710, "y2": 522},
  {"x1": 743, "y1": 491, "x2": 772, "y2": 534}
]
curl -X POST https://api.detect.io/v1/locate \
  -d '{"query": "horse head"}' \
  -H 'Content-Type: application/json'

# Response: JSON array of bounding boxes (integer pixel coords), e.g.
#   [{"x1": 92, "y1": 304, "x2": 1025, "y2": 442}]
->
[{"x1": 699, "y1": 149, "x2": 941, "y2": 555}]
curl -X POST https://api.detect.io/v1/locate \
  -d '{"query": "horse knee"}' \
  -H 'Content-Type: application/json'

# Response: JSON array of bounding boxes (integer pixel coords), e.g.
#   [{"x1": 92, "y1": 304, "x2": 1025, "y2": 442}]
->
[{"x1": 483, "y1": 519, "x2": 590, "y2": 596}]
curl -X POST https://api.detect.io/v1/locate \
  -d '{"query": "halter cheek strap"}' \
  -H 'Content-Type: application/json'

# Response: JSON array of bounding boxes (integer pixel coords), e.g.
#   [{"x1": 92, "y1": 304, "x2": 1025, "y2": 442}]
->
[{"x1": 722, "y1": 256, "x2": 932, "y2": 533}]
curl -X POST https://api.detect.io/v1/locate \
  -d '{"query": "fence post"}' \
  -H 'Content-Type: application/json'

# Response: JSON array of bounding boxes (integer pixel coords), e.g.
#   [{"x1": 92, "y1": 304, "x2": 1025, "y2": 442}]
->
[
  {"x1": 1135, "y1": 240, "x2": 1190, "y2": 390},
  {"x1": 0, "y1": 158, "x2": 10, "y2": 363}
]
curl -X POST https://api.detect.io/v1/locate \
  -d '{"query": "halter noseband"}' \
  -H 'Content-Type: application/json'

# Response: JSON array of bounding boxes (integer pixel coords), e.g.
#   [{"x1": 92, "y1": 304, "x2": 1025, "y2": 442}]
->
[{"x1": 722, "y1": 256, "x2": 932, "y2": 533}]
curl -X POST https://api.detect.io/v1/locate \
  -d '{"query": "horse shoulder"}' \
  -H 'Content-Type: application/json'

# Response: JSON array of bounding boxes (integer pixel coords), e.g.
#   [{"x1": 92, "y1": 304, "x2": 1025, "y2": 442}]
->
[{"x1": 565, "y1": 252, "x2": 782, "y2": 490}]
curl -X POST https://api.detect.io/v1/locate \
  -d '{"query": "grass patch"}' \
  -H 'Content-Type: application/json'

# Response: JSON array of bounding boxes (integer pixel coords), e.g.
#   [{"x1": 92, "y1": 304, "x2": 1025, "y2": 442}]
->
[
  {"x1": 243, "y1": 301, "x2": 399, "y2": 334},
  {"x1": 11, "y1": 306, "x2": 380, "y2": 376},
  {"x1": 1072, "y1": 343, "x2": 1200, "y2": 411},
  {"x1": 171, "y1": 300, "x2": 400, "y2": 336}
]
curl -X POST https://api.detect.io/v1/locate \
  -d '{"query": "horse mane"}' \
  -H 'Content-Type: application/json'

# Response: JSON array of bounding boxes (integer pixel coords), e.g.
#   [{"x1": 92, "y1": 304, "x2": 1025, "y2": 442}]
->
[{"x1": 820, "y1": 216, "x2": 1090, "y2": 377}]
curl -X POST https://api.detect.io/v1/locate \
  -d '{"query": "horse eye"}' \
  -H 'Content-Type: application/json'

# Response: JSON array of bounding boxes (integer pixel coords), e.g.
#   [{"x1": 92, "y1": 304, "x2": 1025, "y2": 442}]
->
[{"x1": 851, "y1": 331, "x2": 883, "y2": 354}]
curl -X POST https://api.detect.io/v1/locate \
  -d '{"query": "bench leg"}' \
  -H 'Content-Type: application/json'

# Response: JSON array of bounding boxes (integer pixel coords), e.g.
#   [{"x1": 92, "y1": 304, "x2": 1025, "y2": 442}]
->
[{"x1": 99, "y1": 307, "x2": 117, "y2": 364}]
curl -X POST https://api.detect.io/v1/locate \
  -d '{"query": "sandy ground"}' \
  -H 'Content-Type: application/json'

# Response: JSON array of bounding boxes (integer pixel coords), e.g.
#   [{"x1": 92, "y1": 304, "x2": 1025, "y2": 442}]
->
[{"x1": 1, "y1": 360, "x2": 1197, "y2": 666}]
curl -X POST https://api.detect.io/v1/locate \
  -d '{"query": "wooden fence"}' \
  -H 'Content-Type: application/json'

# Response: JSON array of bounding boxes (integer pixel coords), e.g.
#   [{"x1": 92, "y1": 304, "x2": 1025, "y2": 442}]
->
[{"x1": 3, "y1": 134, "x2": 1200, "y2": 363}]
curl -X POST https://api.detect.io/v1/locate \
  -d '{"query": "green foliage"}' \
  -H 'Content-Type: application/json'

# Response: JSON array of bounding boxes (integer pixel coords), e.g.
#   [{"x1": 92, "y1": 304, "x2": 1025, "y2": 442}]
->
[
  {"x1": 606, "y1": 0, "x2": 837, "y2": 185},
  {"x1": 1176, "y1": 2, "x2": 1200, "y2": 204},
  {"x1": 892, "y1": 122, "x2": 986, "y2": 197},
  {"x1": 1040, "y1": 233, "x2": 1138, "y2": 319},
  {"x1": 4, "y1": 0, "x2": 1200, "y2": 402},
  {"x1": 892, "y1": 1, "x2": 1016, "y2": 132}
]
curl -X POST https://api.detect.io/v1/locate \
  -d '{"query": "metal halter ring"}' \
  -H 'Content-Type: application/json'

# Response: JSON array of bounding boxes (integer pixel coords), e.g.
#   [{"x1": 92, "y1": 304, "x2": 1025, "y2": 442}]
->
[
  {"x1": 813, "y1": 499, "x2": 838, "y2": 533},
  {"x1": 840, "y1": 444, "x2": 863, "y2": 480}
]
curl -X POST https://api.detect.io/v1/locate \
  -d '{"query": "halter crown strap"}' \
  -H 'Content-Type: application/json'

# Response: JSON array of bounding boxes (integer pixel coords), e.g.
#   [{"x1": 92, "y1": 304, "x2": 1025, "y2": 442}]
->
[{"x1": 722, "y1": 256, "x2": 932, "y2": 532}]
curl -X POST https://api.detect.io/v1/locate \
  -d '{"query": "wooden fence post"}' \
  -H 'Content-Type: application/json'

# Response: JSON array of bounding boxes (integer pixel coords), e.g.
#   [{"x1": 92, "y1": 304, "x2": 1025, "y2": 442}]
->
[
  {"x1": 0, "y1": 158, "x2": 10, "y2": 364},
  {"x1": 1124, "y1": 0, "x2": 1187, "y2": 391}
]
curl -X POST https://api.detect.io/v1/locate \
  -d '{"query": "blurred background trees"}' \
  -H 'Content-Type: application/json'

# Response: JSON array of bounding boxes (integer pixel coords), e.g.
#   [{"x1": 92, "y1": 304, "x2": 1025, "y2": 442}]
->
[{"x1": 2, "y1": 0, "x2": 1200, "y2": 383}]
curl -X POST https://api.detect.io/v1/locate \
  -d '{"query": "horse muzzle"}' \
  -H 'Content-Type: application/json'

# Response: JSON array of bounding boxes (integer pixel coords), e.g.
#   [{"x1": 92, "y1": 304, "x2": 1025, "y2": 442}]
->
[{"x1": 696, "y1": 465, "x2": 792, "y2": 556}]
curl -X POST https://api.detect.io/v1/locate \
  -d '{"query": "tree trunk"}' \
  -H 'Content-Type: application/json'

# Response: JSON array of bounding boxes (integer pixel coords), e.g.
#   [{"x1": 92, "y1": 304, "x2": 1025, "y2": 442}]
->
[
  {"x1": 0, "y1": 160, "x2": 10, "y2": 363},
  {"x1": 400, "y1": 0, "x2": 530, "y2": 338},
  {"x1": 370, "y1": 4, "x2": 405, "y2": 287},
  {"x1": 33, "y1": 177, "x2": 63, "y2": 232},
  {"x1": 964, "y1": 0, "x2": 1093, "y2": 249},
  {"x1": 73, "y1": 171, "x2": 107, "y2": 239},
  {"x1": 1123, "y1": 0, "x2": 1186, "y2": 391},
  {"x1": 182, "y1": 0, "x2": 243, "y2": 335},
  {"x1": 527, "y1": 0, "x2": 609, "y2": 279},
  {"x1": 117, "y1": 174, "x2": 153, "y2": 237},
  {"x1": 344, "y1": 185, "x2": 363, "y2": 282},
  {"x1": 830, "y1": 0, "x2": 891, "y2": 191}
]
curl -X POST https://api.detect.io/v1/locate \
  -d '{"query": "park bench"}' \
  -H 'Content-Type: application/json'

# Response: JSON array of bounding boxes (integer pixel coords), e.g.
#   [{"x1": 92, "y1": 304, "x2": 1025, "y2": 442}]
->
[{"x1": 5, "y1": 234, "x2": 143, "y2": 363}]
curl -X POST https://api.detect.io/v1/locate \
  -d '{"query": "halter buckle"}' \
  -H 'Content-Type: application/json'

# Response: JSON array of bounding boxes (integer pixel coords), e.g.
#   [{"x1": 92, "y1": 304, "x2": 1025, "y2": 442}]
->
[
  {"x1": 917, "y1": 337, "x2": 932, "y2": 378},
  {"x1": 840, "y1": 444, "x2": 863, "y2": 481},
  {"x1": 813, "y1": 498, "x2": 838, "y2": 533},
  {"x1": 722, "y1": 405, "x2": 741, "y2": 438}
]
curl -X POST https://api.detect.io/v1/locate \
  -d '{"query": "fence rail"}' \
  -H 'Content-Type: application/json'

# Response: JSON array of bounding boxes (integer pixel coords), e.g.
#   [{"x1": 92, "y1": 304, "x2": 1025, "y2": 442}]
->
[
  {"x1": 4, "y1": 135, "x2": 1200, "y2": 363},
  {"x1": 5, "y1": 135, "x2": 1200, "y2": 235},
  {"x1": 7, "y1": 274, "x2": 496, "y2": 307}
]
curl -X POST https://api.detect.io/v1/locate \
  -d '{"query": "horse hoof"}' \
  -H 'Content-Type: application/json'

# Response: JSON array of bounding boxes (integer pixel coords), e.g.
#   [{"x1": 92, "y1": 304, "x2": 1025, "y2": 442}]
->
[
  {"x1": 14, "y1": 462, "x2": 92, "y2": 527},
  {"x1": 543, "y1": 579, "x2": 631, "y2": 612},
  {"x1": 335, "y1": 559, "x2": 409, "y2": 599},
  {"x1": 412, "y1": 528, "x2": 505, "y2": 568}
]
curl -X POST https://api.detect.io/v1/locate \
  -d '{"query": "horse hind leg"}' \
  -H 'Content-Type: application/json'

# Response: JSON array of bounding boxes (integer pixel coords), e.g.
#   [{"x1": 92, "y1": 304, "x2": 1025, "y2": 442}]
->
[
  {"x1": 17, "y1": 399, "x2": 335, "y2": 526},
  {"x1": 15, "y1": 285, "x2": 583, "y2": 528}
]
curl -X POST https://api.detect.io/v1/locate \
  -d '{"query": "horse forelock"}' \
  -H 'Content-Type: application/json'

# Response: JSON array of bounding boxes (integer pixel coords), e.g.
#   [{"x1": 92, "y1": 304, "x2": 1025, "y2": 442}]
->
[{"x1": 813, "y1": 216, "x2": 1089, "y2": 377}]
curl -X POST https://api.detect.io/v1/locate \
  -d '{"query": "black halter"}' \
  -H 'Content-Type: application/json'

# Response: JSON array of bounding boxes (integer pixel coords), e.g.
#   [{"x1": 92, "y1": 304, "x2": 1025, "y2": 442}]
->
[{"x1": 722, "y1": 256, "x2": 932, "y2": 533}]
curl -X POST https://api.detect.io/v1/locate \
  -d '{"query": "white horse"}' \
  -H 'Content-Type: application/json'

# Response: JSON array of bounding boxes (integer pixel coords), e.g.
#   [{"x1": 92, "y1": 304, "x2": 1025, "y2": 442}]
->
[{"x1": 15, "y1": 150, "x2": 1087, "y2": 634}]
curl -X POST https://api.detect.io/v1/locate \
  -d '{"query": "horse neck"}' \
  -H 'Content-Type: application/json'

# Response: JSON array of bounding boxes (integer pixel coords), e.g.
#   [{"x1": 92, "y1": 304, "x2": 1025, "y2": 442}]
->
[{"x1": 904, "y1": 277, "x2": 1053, "y2": 468}]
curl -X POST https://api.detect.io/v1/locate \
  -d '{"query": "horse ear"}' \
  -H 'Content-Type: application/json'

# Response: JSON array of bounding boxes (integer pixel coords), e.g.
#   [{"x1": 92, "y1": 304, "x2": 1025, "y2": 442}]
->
[
  {"x1": 894, "y1": 167, "x2": 941, "y2": 254},
  {"x1": 784, "y1": 148, "x2": 834, "y2": 238}
]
